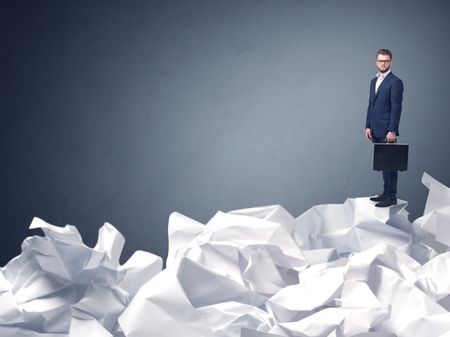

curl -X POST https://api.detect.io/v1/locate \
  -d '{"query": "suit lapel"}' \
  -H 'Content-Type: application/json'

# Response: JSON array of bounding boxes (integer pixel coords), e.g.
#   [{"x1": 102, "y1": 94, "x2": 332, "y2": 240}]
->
[{"x1": 373, "y1": 72, "x2": 394, "y2": 102}]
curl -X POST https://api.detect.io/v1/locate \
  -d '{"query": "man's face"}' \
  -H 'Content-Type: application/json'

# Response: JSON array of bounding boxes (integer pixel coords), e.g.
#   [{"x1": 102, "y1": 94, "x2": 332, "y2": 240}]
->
[{"x1": 376, "y1": 54, "x2": 392, "y2": 73}]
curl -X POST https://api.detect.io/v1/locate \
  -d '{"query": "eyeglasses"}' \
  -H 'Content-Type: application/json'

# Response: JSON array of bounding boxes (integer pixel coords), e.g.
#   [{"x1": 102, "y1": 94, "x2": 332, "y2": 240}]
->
[{"x1": 376, "y1": 60, "x2": 391, "y2": 63}]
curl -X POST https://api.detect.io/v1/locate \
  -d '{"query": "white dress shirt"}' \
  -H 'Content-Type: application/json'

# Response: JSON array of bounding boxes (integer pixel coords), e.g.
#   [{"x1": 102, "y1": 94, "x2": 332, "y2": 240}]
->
[{"x1": 375, "y1": 69, "x2": 391, "y2": 93}]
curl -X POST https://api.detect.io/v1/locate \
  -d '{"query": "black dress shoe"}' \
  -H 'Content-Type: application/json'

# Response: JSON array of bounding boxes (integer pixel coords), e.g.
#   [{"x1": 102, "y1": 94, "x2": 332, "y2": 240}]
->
[
  {"x1": 370, "y1": 195, "x2": 387, "y2": 202},
  {"x1": 375, "y1": 199, "x2": 397, "y2": 207}
]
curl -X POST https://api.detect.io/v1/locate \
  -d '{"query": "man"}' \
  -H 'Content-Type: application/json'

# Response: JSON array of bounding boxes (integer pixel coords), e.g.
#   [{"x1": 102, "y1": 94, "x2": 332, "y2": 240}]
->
[{"x1": 365, "y1": 49, "x2": 404, "y2": 207}]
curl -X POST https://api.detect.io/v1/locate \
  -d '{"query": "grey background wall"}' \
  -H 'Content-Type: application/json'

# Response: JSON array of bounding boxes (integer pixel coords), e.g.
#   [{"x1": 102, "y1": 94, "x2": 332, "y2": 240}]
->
[{"x1": 1, "y1": 0, "x2": 450, "y2": 266}]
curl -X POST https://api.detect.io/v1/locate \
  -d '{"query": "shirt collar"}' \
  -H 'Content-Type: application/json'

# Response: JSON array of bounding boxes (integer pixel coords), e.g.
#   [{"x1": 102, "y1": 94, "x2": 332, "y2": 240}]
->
[{"x1": 376, "y1": 69, "x2": 391, "y2": 80}]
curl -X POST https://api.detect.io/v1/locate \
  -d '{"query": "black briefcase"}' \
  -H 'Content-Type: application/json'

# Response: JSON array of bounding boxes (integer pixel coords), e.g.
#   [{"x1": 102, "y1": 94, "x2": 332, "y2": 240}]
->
[{"x1": 373, "y1": 142, "x2": 409, "y2": 171}]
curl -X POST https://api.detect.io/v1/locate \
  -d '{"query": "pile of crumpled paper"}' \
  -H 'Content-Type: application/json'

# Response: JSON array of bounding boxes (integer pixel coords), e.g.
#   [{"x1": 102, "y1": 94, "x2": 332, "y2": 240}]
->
[{"x1": 1, "y1": 172, "x2": 450, "y2": 337}]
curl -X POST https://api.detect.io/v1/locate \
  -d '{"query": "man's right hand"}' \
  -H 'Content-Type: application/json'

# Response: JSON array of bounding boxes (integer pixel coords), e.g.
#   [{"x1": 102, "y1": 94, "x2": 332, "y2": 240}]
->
[{"x1": 365, "y1": 128, "x2": 372, "y2": 140}]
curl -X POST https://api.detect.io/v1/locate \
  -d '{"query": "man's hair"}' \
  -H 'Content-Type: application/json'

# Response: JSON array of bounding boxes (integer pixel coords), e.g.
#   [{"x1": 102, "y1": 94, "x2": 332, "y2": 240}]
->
[{"x1": 376, "y1": 49, "x2": 392, "y2": 59}]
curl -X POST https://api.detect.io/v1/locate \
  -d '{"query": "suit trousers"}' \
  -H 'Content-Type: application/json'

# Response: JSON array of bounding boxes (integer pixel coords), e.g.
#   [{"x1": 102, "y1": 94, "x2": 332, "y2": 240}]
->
[{"x1": 372, "y1": 136, "x2": 398, "y2": 199}]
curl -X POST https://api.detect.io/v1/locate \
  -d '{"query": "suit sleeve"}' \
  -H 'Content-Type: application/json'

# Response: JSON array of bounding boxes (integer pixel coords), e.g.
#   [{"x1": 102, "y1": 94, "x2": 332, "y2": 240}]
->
[
  {"x1": 388, "y1": 78, "x2": 404, "y2": 133},
  {"x1": 365, "y1": 81, "x2": 373, "y2": 129},
  {"x1": 366, "y1": 101, "x2": 371, "y2": 129}
]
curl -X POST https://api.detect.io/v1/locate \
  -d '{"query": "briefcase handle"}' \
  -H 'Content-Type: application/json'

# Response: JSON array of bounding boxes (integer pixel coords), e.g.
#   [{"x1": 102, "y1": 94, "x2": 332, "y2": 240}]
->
[{"x1": 384, "y1": 138, "x2": 398, "y2": 144}]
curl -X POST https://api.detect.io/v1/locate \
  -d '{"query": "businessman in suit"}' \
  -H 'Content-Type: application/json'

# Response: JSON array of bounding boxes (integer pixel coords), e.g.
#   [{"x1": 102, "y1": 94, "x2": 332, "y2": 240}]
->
[{"x1": 365, "y1": 49, "x2": 404, "y2": 207}]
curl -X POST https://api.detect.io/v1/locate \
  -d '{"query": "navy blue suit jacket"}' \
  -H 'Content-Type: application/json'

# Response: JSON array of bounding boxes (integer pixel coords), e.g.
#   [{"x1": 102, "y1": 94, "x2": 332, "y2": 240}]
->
[{"x1": 366, "y1": 72, "x2": 404, "y2": 138}]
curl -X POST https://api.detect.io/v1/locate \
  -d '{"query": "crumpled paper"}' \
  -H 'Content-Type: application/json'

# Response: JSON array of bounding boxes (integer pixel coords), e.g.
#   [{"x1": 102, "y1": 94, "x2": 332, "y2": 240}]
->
[
  {"x1": 2, "y1": 172, "x2": 450, "y2": 337},
  {"x1": 293, "y1": 197, "x2": 435, "y2": 264},
  {"x1": 0, "y1": 218, "x2": 162, "y2": 337},
  {"x1": 413, "y1": 172, "x2": 450, "y2": 246}
]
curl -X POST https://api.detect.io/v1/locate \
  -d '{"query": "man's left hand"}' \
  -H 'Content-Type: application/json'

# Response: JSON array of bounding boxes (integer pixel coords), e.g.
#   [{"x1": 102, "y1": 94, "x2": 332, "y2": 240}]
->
[{"x1": 386, "y1": 131, "x2": 396, "y2": 143}]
